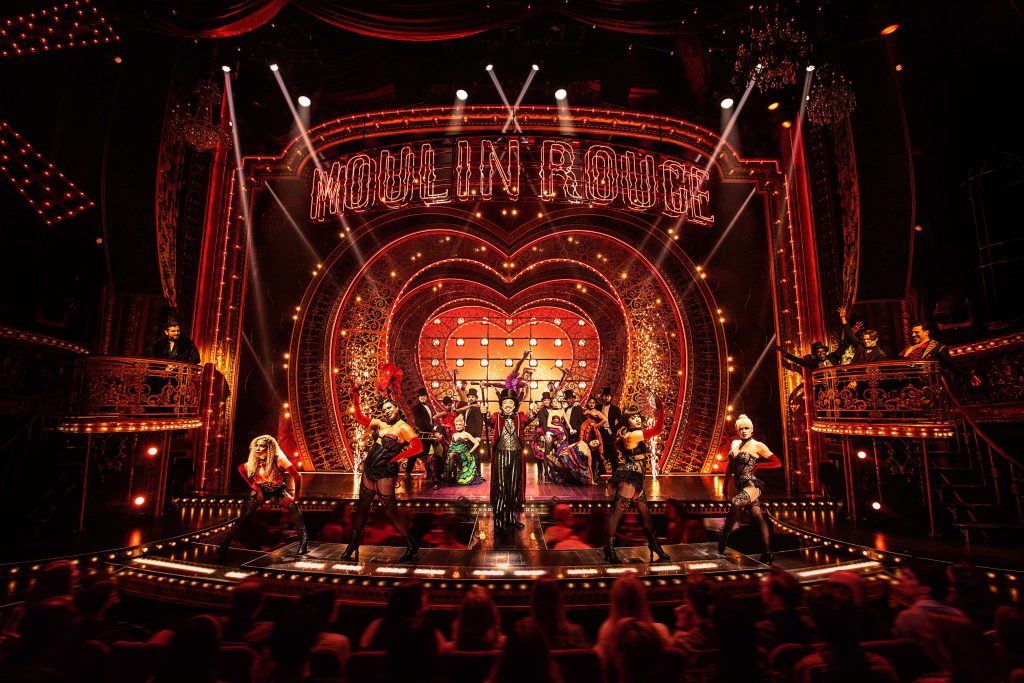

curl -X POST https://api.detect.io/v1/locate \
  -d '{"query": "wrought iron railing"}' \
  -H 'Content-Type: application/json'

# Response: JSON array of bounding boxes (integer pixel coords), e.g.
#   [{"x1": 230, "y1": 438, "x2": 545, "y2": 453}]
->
[
  {"x1": 810, "y1": 360, "x2": 955, "y2": 438},
  {"x1": 57, "y1": 356, "x2": 204, "y2": 433}
]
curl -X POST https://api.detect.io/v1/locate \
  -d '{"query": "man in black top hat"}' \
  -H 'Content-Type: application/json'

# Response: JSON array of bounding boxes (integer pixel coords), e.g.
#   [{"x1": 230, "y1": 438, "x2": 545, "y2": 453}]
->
[
  {"x1": 562, "y1": 389, "x2": 584, "y2": 444},
  {"x1": 598, "y1": 386, "x2": 622, "y2": 474},
  {"x1": 408, "y1": 388, "x2": 440, "y2": 480},
  {"x1": 777, "y1": 341, "x2": 846, "y2": 370}
]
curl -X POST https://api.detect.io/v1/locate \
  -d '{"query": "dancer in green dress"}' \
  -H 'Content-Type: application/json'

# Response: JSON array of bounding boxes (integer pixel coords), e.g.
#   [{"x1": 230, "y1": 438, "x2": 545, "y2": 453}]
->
[{"x1": 448, "y1": 413, "x2": 484, "y2": 485}]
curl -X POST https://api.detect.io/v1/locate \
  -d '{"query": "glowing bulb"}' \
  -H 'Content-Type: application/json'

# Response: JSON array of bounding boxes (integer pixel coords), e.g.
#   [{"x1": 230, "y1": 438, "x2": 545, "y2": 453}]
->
[
  {"x1": 856, "y1": 451, "x2": 867, "y2": 459},
  {"x1": 880, "y1": 24, "x2": 899, "y2": 35},
  {"x1": 221, "y1": 65, "x2": 231, "y2": 73},
  {"x1": 456, "y1": 89, "x2": 468, "y2": 101},
  {"x1": 481, "y1": 338, "x2": 489, "y2": 346},
  {"x1": 297, "y1": 95, "x2": 311, "y2": 107},
  {"x1": 871, "y1": 501, "x2": 882, "y2": 510},
  {"x1": 505, "y1": 359, "x2": 514, "y2": 367},
  {"x1": 480, "y1": 359, "x2": 489, "y2": 367},
  {"x1": 532, "y1": 64, "x2": 540, "y2": 71},
  {"x1": 133, "y1": 495, "x2": 146, "y2": 507},
  {"x1": 720, "y1": 97, "x2": 734, "y2": 109},
  {"x1": 485, "y1": 64, "x2": 494, "y2": 71},
  {"x1": 555, "y1": 88, "x2": 567, "y2": 100},
  {"x1": 146, "y1": 447, "x2": 158, "y2": 456},
  {"x1": 805, "y1": 64, "x2": 815, "y2": 72},
  {"x1": 269, "y1": 64, "x2": 279, "y2": 72}
]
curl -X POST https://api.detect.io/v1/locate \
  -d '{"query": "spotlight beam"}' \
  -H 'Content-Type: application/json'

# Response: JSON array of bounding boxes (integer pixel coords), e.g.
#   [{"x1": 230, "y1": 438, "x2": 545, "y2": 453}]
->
[
  {"x1": 731, "y1": 333, "x2": 778, "y2": 404},
  {"x1": 272, "y1": 69, "x2": 323, "y2": 171},
  {"x1": 486, "y1": 66, "x2": 521, "y2": 133},
  {"x1": 785, "y1": 69, "x2": 815, "y2": 183},
  {"x1": 703, "y1": 188, "x2": 757, "y2": 266},
  {"x1": 265, "y1": 183, "x2": 324, "y2": 266},
  {"x1": 501, "y1": 66, "x2": 538, "y2": 133},
  {"x1": 704, "y1": 77, "x2": 756, "y2": 175}
]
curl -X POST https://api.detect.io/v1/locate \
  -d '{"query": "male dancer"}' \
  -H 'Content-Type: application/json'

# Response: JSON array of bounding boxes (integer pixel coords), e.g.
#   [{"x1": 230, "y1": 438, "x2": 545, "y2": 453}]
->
[
  {"x1": 599, "y1": 386, "x2": 622, "y2": 475},
  {"x1": 409, "y1": 388, "x2": 441, "y2": 481},
  {"x1": 490, "y1": 389, "x2": 533, "y2": 532},
  {"x1": 562, "y1": 389, "x2": 585, "y2": 444}
]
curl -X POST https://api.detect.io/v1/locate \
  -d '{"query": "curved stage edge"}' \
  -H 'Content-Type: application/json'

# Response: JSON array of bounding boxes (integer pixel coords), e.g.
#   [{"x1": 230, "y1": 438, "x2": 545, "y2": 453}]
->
[{"x1": 8, "y1": 474, "x2": 1022, "y2": 610}]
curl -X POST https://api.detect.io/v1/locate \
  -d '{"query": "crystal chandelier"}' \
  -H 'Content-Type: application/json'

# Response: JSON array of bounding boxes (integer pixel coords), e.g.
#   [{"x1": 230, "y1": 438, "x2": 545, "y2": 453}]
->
[
  {"x1": 734, "y1": 4, "x2": 810, "y2": 92},
  {"x1": 170, "y1": 79, "x2": 230, "y2": 152},
  {"x1": 807, "y1": 64, "x2": 857, "y2": 125}
]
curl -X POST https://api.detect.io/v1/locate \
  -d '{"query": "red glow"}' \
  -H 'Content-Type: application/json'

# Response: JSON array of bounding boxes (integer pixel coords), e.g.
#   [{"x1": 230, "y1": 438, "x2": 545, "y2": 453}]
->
[
  {"x1": 133, "y1": 495, "x2": 146, "y2": 507},
  {"x1": 146, "y1": 446, "x2": 159, "y2": 456},
  {"x1": 856, "y1": 450, "x2": 867, "y2": 459},
  {"x1": 880, "y1": 24, "x2": 899, "y2": 35}
]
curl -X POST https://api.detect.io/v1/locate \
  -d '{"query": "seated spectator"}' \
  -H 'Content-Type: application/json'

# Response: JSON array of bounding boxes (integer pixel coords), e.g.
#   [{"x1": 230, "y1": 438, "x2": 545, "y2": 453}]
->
[
  {"x1": 839, "y1": 307, "x2": 887, "y2": 363},
  {"x1": 946, "y1": 561, "x2": 996, "y2": 631},
  {"x1": 152, "y1": 614, "x2": 224, "y2": 683},
  {"x1": 71, "y1": 575, "x2": 145, "y2": 645},
  {"x1": 900, "y1": 321, "x2": 982, "y2": 386},
  {"x1": 664, "y1": 499, "x2": 708, "y2": 544},
  {"x1": 995, "y1": 605, "x2": 1024, "y2": 679},
  {"x1": 614, "y1": 618, "x2": 665, "y2": 683},
  {"x1": 672, "y1": 573, "x2": 717, "y2": 653},
  {"x1": 523, "y1": 576, "x2": 589, "y2": 649},
  {"x1": 446, "y1": 586, "x2": 504, "y2": 652},
  {"x1": 252, "y1": 603, "x2": 319, "y2": 683},
  {"x1": 544, "y1": 504, "x2": 575, "y2": 547},
  {"x1": 299, "y1": 588, "x2": 350, "y2": 671},
  {"x1": 892, "y1": 560, "x2": 969, "y2": 646},
  {"x1": 151, "y1": 318, "x2": 200, "y2": 364},
  {"x1": 388, "y1": 616, "x2": 443, "y2": 683},
  {"x1": 827, "y1": 570, "x2": 890, "y2": 641},
  {"x1": 595, "y1": 572, "x2": 671, "y2": 664},
  {"x1": 359, "y1": 579, "x2": 445, "y2": 651},
  {"x1": 487, "y1": 619, "x2": 563, "y2": 683},
  {"x1": 0, "y1": 597, "x2": 78, "y2": 683},
  {"x1": 684, "y1": 594, "x2": 766, "y2": 682},
  {"x1": 220, "y1": 578, "x2": 272, "y2": 646},
  {"x1": 795, "y1": 583, "x2": 898, "y2": 683},
  {"x1": 3, "y1": 560, "x2": 77, "y2": 636},
  {"x1": 756, "y1": 566, "x2": 813, "y2": 650}
]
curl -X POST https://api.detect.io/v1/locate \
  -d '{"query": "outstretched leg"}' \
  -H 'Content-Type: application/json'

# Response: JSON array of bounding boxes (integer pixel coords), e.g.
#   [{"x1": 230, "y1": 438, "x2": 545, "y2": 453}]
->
[
  {"x1": 377, "y1": 477, "x2": 418, "y2": 562},
  {"x1": 340, "y1": 478, "x2": 376, "y2": 560},
  {"x1": 749, "y1": 502, "x2": 772, "y2": 564},
  {"x1": 718, "y1": 488, "x2": 751, "y2": 555},
  {"x1": 604, "y1": 484, "x2": 633, "y2": 563},
  {"x1": 635, "y1": 495, "x2": 668, "y2": 562},
  {"x1": 285, "y1": 500, "x2": 309, "y2": 555},
  {"x1": 217, "y1": 495, "x2": 262, "y2": 560}
]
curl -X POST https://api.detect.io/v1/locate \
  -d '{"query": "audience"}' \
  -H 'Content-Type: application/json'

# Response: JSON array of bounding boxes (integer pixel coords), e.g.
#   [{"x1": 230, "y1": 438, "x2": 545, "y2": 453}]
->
[
  {"x1": 891, "y1": 560, "x2": 968, "y2": 644},
  {"x1": 756, "y1": 565, "x2": 813, "y2": 650},
  {"x1": 664, "y1": 499, "x2": 709, "y2": 544},
  {"x1": 220, "y1": 577, "x2": 273, "y2": 645},
  {"x1": 487, "y1": 619, "x2": 562, "y2": 683},
  {"x1": 447, "y1": 586, "x2": 504, "y2": 652},
  {"x1": 253, "y1": 602, "x2": 319, "y2": 683},
  {"x1": 151, "y1": 614, "x2": 223, "y2": 683},
  {"x1": 672, "y1": 572, "x2": 717, "y2": 653},
  {"x1": 523, "y1": 576, "x2": 589, "y2": 649},
  {"x1": 946, "y1": 560, "x2": 997, "y2": 631},
  {"x1": 359, "y1": 578, "x2": 445, "y2": 651},
  {"x1": 995, "y1": 605, "x2": 1024, "y2": 680},
  {"x1": 389, "y1": 616, "x2": 443, "y2": 683},
  {"x1": 614, "y1": 618, "x2": 665, "y2": 683},
  {"x1": 299, "y1": 587, "x2": 351, "y2": 672},
  {"x1": 594, "y1": 572, "x2": 671, "y2": 664}
]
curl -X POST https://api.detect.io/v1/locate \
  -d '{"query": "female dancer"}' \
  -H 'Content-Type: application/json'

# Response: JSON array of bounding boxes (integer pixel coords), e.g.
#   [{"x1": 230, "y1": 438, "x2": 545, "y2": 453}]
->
[
  {"x1": 448, "y1": 413, "x2": 484, "y2": 485},
  {"x1": 217, "y1": 435, "x2": 309, "y2": 559},
  {"x1": 545, "y1": 415, "x2": 595, "y2": 485},
  {"x1": 718, "y1": 414, "x2": 780, "y2": 564},
  {"x1": 342, "y1": 382, "x2": 424, "y2": 562},
  {"x1": 605, "y1": 397, "x2": 667, "y2": 563},
  {"x1": 580, "y1": 396, "x2": 608, "y2": 482}
]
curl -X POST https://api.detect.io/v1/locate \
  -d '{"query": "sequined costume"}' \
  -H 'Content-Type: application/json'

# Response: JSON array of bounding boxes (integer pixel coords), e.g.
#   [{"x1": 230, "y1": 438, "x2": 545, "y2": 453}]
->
[
  {"x1": 490, "y1": 399, "x2": 531, "y2": 532},
  {"x1": 729, "y1": 450, "x2": 766, "y2": 505},
  {"x1": 718, "y1": 435, "x2": 781, "y2": 564},
  {"x1": 610, "y1": 440, "x2": 648, "y2": 489},
  {"x1": 545, "y1": 425, "x2": 594, "y2": 485},
  {"x1": 363, "y1": 434, "x2": 407, "y2": 481},
  {"x1": 449, "y1": 437, "x2": 484, "y2": 485}
]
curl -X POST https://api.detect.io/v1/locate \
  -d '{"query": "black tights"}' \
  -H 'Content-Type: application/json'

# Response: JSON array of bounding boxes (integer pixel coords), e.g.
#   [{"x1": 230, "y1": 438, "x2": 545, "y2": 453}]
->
[
  {"x1": 721, "y1": 501, "x2": 771, "y2": 552},
  {"x1": 221, "y1": 495, "x2": 306, "y2": 549},
  {"x1": 347, "y1": 477, "x2": 414, "y2": 549},
  {"x1": 607, "y1": 486, "x2": 658, "y2": 543}
]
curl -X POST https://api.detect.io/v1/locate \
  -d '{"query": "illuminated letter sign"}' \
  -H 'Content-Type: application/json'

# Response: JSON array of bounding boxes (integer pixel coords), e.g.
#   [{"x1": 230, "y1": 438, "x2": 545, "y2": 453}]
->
[{"x1": 308, "y1": 136, "x2": 715, "y2": 227}]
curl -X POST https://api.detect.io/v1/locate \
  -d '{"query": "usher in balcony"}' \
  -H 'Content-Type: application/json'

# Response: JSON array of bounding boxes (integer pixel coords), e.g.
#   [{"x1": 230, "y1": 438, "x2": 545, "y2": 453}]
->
[
  {"x1": 810, "y1": 360, "x2": 955, "y2": 439},
  {"x1": 56, "y1": 356, "x2": 205, "y2": 433}
]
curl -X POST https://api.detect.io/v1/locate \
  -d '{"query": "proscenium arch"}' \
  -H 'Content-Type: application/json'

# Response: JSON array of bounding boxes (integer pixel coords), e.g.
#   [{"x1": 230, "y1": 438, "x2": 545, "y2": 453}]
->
[{"x1": 287, "y1": 208, "x2": 727, "y2": 474}]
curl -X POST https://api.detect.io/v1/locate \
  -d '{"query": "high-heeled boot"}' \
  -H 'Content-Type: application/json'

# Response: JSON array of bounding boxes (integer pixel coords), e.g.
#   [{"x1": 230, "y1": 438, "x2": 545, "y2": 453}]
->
[
  {"x1": 340, "y1": 532, "x2": 361, "y2": 561},
  {"x1": 297, "y1": 528, "x2": 309, "y2": 555},
  {"x1": 717, "y1": 531, "x2": 729, "y2": 556},
  {"x1": 603, "y1": 536, "x2": 622, "y2": 564},
  {"x1": 397, "y1": 538, "x2": 419, "y2": 563},
  {"x1": 646, "y1": 534, "x2": 669, "y2": 563}
]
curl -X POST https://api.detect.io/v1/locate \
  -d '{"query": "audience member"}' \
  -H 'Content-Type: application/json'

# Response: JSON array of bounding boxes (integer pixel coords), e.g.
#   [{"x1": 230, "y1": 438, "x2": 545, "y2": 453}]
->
[
  {"x1": 995, "y1": 605, "x2": 1024, "y2": 679},
  {"x1": 299, "y1": 588, "x2": 351, "y2": 671},
  {"x1": 544, "y1": 504, "x2": 576, "y2": 547},
  {"x1": 71, "y1": 575, "x2": 146, "y2": 645},
  {"x1": 827, "y1": 569, "x2": 890, "y2": 641},
  {"x1": 595, "y1": 572, "x2": 671, "y2": 664},
  {"x1": 672, "y1": 573, "x2": 717, "y2": 653},
  {"x1": 795, "y1": 583, "x2": 898, "y2": 683},
  {"x1": 946, "y1": 560, "x2": 997, "y2": 631},
  {"x1": 359, "y1": 579, "x2": 445, "y2": 651},
  {"x1": 318, "y1": 503, "x2": 349, "y2": 543},
  {"x1": 523, "y1": 576, "x2": 589, "y2": 649},
  {"x1": 220, "y1": 577, "x2": 273, "y2": 646},
  {"x1": 388, "y1": 616, "x2": 443, "y2": 683},
  {"x1": 892, "y1": 560, "x2": 968, "y2": 645},
  {"x1": 0, "y1": 598, "x2": 78, "y2": 683},
  {"x1": 253, "y1": 602, "x2": 319, "y2": 683},
  {"x1": 664, "y1": 499, "x2": 708, "y2": 544},
  {"x1": 486, "y1": 619, "x2": 563, "y2": 683},
  {"x1": 756, "y1": 566, "x2": 813, "y2": 650},
  {"x1": 151, "y1": 614, "x2": 223, "y2": 683},
  {"x1": 446, "y1": 586, "x2": 505, "y2": 652},
  {"x1": 614, "y1": 618, "x2": 665, "y2": 683}
]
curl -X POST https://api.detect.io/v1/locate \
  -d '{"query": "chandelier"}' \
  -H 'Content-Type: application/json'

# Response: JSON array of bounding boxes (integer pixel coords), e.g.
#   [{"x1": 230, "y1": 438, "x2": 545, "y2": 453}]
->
[
  {"x1": 807, "y1": 64, "x2": 857, "y2": 125},
  {"x1": 170, "y1": 79, "x2": 230, "y2": 152},
  {"x1": 733, "y1": 4, "x2": 810, "y2": 92}
]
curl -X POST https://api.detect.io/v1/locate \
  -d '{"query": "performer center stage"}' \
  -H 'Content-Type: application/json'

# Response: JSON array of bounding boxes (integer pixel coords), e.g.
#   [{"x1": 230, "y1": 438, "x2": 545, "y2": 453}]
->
[{"x1": 112, "y1": 468, "x2": 900, "y2": 610}]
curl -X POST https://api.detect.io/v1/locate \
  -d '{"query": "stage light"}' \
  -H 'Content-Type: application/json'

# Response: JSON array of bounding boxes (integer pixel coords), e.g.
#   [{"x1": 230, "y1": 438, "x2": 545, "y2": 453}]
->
[
  {"x1": 297, "y1": 95, "x2": 311, "y2": 107},
  {"x1": 505, "y1": 359, "x2": 514, "y2": 367},
  {"x1": 881, "y1": 23, "x2": 899, "y2": 35},
  {"x1": 577, "y1": 319, "x2": 586, "y2": 326},
  {"x1": 579, "y1": 361, "x2": 587, "y2": 367},
  {"x1": 480, "y1": 338, "x2": 489, "y2": 346},
  {"x1": 480, "y1": 359, "x2": 489, "y2": 367},
  {"x1": 871, "y1": 501, "x2": 882, "y2": 510},
  {"x1": 529, "y1": 338, "x2": 537, "y2": 346},
  {"x1": 270, "y1": 64, "x2": 279, "y2": 72},
  {"x1": 554, "y1": 339, "x2": 563, "y2": 347},
  {"x1": 532, "y1": 64, "x2": 540, "y2": 71},
  {"x1": 146, "y1": 446, "x2": 159, "y2": 456},
  {"x1": 456, "y1": 338, "x2": 465, "y2": 346},
  {"x1": 555, "y1": 88, "x2": 567, "y2": 100},
  {"x1": 529, "y1": 359, "x2": 538, "y2": 367},
  {"x1": 485, "y1": 64, "x2": 494, "y2": 71},
  {"x1": 456, "y1": 89, "x2": 468, "y2": 101},
  {"x1": 221, "y1": 65, "x2": 231, "y2": 73},
  {"x1": 781, "y1": 121, "x2": 792, "y2": 129},
  {"x1": 720, "y1": 97, "x2": 734, "y2": 109},
  {"x1": 133, "y1": 495, "x2": 146, "y2": 507},
  {"x1": 806, "y1": 64, "x2": 815, "y2": 72},
  {"x1": 505, "y1": 338, "x2": 514, "y2": 346},
  {"x1": 530, "y1": 381, "x2": 538, "y2": 389},
  {"x1": 456, "y1": 359, "x2": 464, "y2": 367},
  {"x1": 856, "y1": 450, "x2": 868, "y2": 459},
  {"x1": 768, "y1": 102, "x2": 780, "y2": 111},
  {"x1": 555, "y1": 359, "x2": 563, "y2": 368}
]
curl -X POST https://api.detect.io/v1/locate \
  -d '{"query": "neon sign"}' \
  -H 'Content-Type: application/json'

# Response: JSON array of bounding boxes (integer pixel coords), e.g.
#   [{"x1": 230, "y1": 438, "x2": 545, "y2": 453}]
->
[{"x1": 310, "y1": 137, "x2": 714, "y2": 225}]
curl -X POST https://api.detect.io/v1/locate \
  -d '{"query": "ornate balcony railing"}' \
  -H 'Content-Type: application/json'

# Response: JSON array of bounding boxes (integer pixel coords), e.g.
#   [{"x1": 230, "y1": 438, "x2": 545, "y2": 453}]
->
[
  {"x1": 810, "y1": 360, "x2": 955, "y2": 438},
  {"x1": 57, "y1": 356, "x2": 204, "y2": 433}
]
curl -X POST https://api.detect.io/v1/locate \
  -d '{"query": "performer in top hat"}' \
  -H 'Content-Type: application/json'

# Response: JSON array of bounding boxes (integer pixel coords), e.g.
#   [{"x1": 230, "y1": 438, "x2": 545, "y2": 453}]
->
[
  {"x1": 489, "y1": 388, "x2": 535, "y2": 532},
  {"x1": 409, "y1": 387, "x2": 442, "y2": 481},
  {"x1": 561, "y1": 389, "x2": 585, "y2": 444}
]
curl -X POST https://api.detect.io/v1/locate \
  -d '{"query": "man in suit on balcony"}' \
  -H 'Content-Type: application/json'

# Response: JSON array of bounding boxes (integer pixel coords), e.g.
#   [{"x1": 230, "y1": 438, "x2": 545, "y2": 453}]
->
[{"x1": 152, "y1": 319, "x2": 200, "y2": 365}]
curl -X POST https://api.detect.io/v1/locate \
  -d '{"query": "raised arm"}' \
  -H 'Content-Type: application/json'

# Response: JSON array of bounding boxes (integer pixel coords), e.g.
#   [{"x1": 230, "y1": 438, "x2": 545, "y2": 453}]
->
[
  {"x1": 350, "y1": 382, "x2": 373, "y2": 427},
  {"x1": 389, "y1": 423, "x2": 424, "y2": 463},
  {"x1": 451, "y1": 369, "x2": 468, "y2": 402},
  {"x1": 511, "y1": 349, "x2": 530, "y2": 376},
  {"x1": 642, "y1": 398, "x2": 665, "y2": 440}
]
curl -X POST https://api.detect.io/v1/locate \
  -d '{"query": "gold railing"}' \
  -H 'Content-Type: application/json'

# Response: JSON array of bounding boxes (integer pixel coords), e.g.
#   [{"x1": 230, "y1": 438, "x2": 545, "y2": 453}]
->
[
  {"x1": 57, "y1": 356, "x2": 204, "y2": 433},
  {"x1": 810, "y1": 360, "x2": 955, "y2": 438}
]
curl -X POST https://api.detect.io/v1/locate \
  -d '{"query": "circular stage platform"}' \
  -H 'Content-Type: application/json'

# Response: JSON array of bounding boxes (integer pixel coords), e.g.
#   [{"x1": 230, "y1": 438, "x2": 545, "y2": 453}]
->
[{"x1": 102, "y1": 472, "x2": 908, "y2": 610}]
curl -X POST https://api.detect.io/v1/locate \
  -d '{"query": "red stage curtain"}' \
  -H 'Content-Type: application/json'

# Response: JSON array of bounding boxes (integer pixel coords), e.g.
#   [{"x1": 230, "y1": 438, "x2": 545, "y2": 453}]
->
[
  {"x1": 143, "y1": 0, "x2": 287, "y2": 38},
  {"x1": 559, "y1": 0, "x2": 718, "y2": 35},
  {"x1": 292, "y1": 0, "x2": 543, "y2": 41}
]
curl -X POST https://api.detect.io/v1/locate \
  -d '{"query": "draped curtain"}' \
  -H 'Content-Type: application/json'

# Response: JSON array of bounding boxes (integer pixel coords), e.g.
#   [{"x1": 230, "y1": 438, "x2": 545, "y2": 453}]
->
[{"x1": 138, "y1": 0, "x2": 733, "y2": 40}]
